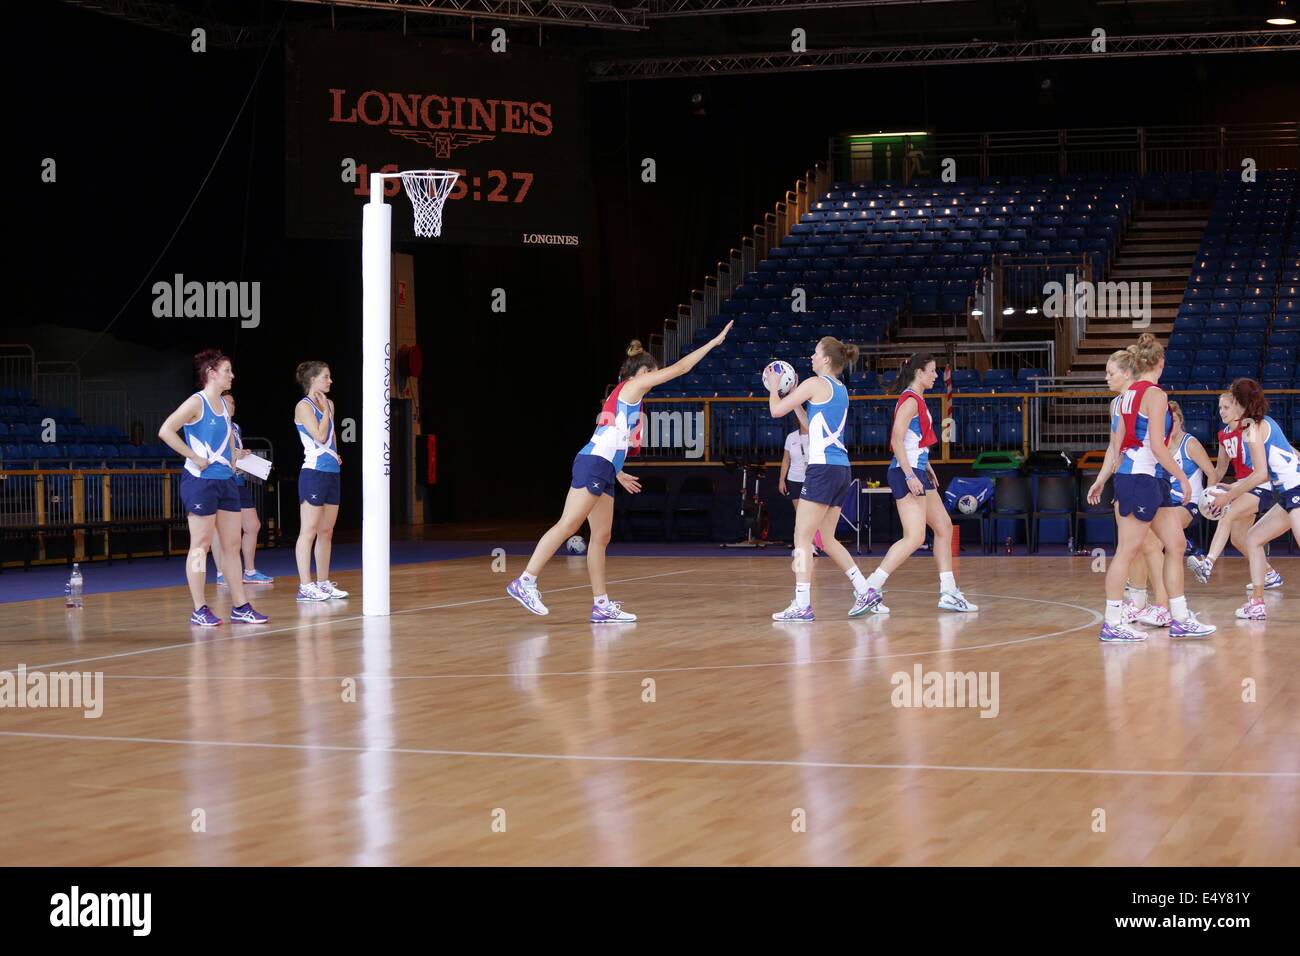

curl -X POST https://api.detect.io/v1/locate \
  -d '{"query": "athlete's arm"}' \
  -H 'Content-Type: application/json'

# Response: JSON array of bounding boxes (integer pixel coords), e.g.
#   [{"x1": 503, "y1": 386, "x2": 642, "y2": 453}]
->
[
  {"x1": 1088, "y1": 415, "x2": 1125, "y2": 503},
  {"x1": 1220, "y1": 424, "x2": 1270, "y2": 503},
  {"x1": 158, "y1": 395, "x2": 207, "y2": 470},
  {"x1": 1144, "y1": 388, "x2": 1192, "y2": 504},
  {"x1": 1212, "y1": 440, "x2": 1231, "y2": 485},
  {"x1": 793, "y1": 403, "x2": 809, "y2": 433},
  {"x1": 778, "y1": 448, "x2": 790, "y2": 493},
  {"x1": 296, "y1": 399, "x2": 331, "y2": 443},
  {"x1": 1186, "y1": 436, "x2": 1216, "y2": 486},
  {"x1": 616, "y1": 471, "x2": 641, "y2": 493},
  {"x1": 619, "y1": 321, "x2": 734, "y2": 405},
  {"x1": 770, "y1": 374, "x2": 828, "y2": 419}
]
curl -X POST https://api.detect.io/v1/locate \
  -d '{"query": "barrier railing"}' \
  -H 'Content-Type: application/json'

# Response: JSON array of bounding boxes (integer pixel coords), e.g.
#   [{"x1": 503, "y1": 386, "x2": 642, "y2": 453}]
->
[
  {"x1": 830, "y1": 122, "x2": 1300, "y2": 183},
  {"x1": 0, "y1": 463, "x2": 277, "y2": 569},
  {"x1": 0, "y1": 344, "x2": 36, "y2": 397},
  {"x1": 638, "y1": 389, "x2": 1300, "y2": 465}
]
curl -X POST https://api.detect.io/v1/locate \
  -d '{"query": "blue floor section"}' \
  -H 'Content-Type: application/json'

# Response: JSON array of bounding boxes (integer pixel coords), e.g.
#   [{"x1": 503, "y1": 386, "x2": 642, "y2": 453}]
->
[{"x1": 0, "y1": 539, "x2": 1097, "y2": 604}]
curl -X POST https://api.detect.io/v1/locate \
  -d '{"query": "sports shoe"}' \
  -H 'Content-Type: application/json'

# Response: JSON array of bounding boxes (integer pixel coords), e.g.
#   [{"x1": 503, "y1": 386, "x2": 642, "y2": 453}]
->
[
  {"x1": 1264, "y1": 569, "x2": 1284, "y2": 590},
  {"x1": 1170, "y1": 611, "x2": 1216, "y2": 638},
  {"x1": 190, "y1": 605, "x2": 222, "y2": 627},
  {"x1": 1134, "y1": 603, "x2": 1172, "y2": 627},
  {"x1": 318, "y1": 580, "x2": 349, "y2": 599},
  {"x1": 230, "y1": 603, "x2": 269, "y2": 624},
  {"x1": 296, "y1": 582, "x2": 331, "y2": 603},
  {"x1": 1235, "y1": 599, "x2": 1266, "y2": 621},
  {"x1": 590, "y1": 600, "x2": 637, "y2": 624},
  {"x1": 849, "y1": 587, "x2": 887, "y2": 617},
  {"x1": 506, "y1": 577, "x2": 549, "y2": 616},
  {"x1": 772, "y1": 601, "x2": 815, "y2": 622},
  {"x1": 1121, "y1": 600, "x2": 1141, "y2": 624},
  {"x1": 938, "y1": 589, "x2": 979, "y2": 612},
  {"x1": 1099, "y1": 621, "x2": 1147, "y2": 642},
  {"x1": 243, "y1": 569, "x2": 274, "y2": 584},
  {"x1": 215, "y1": 573, "x2": 227, "y2": 588},
  {"x1": 1187, "y1": 554, "x2": 1214, "y2": 585}
]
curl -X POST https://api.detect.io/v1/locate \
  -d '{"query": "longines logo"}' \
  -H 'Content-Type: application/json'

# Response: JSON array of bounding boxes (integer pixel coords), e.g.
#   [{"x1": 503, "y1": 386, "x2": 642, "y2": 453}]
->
[
  {"x1": 522, "y1": 233, "x2": 579, "y2": 246},
  {"x1": 329, "y1": 89, "x2": 552, "y2": 159}
]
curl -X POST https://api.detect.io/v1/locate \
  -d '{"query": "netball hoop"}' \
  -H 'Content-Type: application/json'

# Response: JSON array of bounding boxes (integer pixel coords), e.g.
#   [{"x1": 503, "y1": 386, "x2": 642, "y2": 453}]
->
[{"x1": 361, "y1": 169, "x2": 457, "y2": 616}]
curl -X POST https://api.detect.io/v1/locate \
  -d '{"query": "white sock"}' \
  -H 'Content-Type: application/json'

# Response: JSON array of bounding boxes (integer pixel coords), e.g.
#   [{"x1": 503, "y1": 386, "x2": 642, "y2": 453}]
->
[
  {"x1": 795, "y1": 582, "x2": 811, "y2": 609},
  {"x1": 940, "y1": 571, "x2": 956, "y2": 593},
  {"x1": 1169, "y1": 595, "x2": 1189, "y2": 621},
  {"x1": 846, "y1": 567, "x2": 869, "y2": 595},
  {"x1": 521, "y1": 572, "x2": 537, "y2": 586},
  {"x1": 1105, "y1": 600, "x2": 1122, "y2": 625},
  {"x1": 866, "y1": 568, "x2": 888, "y2": 591},
  {"x1": 1130, "y1": 587, "x2": 1148, "y2": 610},
  {"x1": 594, "y1": 594, "x2": 609, "y2": 607}
]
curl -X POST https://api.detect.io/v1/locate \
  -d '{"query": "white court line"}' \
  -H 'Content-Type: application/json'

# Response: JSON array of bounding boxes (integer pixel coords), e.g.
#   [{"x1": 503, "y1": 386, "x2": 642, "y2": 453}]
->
[
  {"x1": 0, "y1": 729, "x2": 1295, "y2": 779},
  {"x1": 38, "y1": 587, "x2": 1097, "y2": 686},
  {"x1": 45, "y1": 589, "x2": 1103, "y2": 681},
  {"x1": 15, "y1": 568, "x2": 697, "y2": 671}
]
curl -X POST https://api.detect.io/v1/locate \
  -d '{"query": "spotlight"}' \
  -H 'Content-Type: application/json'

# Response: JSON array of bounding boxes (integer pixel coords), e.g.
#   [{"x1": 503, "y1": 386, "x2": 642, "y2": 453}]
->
[
  {"x1": 1026, "y1": 306, "x2": 1040, "y2": 315},
  {"x1": 1267, "y1": 1, "x2": 1296, "y2": 25},
  {"x1": 970, "y1": 308, "x2": 984, "y2": 316},
  {"x1": 1003, "y1": 307, "x2": 1016, "y2": 316}
]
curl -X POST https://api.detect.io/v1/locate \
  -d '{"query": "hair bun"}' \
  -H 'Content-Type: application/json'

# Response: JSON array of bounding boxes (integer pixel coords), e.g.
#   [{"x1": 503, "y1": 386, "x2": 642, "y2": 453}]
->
[{"x1": 626, "y1": 340, "x2": 644, "y2": 358}]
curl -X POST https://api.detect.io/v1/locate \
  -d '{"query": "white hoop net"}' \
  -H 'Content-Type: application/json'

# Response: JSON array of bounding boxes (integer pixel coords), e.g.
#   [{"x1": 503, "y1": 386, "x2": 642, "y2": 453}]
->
[{"x1": 400, "y1": 169, "x2": 458, "y2": 238}]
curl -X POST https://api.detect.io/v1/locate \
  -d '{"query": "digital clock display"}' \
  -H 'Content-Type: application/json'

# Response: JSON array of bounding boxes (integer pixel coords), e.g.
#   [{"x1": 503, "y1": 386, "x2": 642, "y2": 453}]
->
[{"x1": 286, "y1": 29, "x2": 591, "y2": 247}]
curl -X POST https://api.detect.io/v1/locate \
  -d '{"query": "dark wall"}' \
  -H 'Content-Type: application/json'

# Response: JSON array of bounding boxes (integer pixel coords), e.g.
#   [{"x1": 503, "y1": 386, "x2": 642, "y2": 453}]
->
[{"x1": 10, "y1": 2, "x2": 1298, "y2": 527}]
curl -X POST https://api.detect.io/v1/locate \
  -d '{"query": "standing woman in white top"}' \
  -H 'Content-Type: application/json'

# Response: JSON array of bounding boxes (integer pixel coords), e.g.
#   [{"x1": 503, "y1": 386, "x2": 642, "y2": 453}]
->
[
  {"x1": 294, "y1": 360, "x2": 348, "y2": 602},
  {"x1": 778, "y1": 411, "x2": 810, "y2": 515}
]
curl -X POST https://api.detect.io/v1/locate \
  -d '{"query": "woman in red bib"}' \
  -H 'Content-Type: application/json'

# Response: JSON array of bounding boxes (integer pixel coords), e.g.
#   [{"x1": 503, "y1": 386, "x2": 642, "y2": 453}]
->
[
  {"x1": 1087, "y1": 334, "x2": 1215, "y2": 641},
  {"x1": 855, "y1": 353, "x2": 977, "y2": 615}
]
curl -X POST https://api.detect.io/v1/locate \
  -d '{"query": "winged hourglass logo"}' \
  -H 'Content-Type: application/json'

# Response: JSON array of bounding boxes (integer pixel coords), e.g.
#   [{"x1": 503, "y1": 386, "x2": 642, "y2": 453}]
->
[{"x1": 389, "y1": 129, "x2": 495, "y2": 159}]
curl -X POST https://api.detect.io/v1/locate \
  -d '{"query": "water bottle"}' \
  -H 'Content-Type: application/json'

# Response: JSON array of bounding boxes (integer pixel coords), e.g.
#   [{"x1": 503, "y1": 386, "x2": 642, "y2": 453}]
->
[
  {"x1": 1067, "y1": 536, "x2": 1075, "y2": 554},
  {"x1": 66, "y1": 563, "x2": 83, "y2": 609},
  {"x1": 1004, "y1": 536, "x2": 1013, "y2": 555}
]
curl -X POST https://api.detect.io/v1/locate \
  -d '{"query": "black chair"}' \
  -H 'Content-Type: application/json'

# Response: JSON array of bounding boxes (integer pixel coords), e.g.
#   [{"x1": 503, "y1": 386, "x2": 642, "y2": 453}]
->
[
  {"x1": 1073, "y1": 474, "x2": 1116, "y2": 549},
  {"x1": 625, "y1": 474, "x2": 670, "y2": 540},
  {"x1": 671, "y1": 476, "x2": 715, "y2": 541},
  {"x1": 991, "y1": 475, "x2": 1032, "y2": 553},
  {"x1": 1031, "y1": 475, "x2": 1076, "y2": 553}
]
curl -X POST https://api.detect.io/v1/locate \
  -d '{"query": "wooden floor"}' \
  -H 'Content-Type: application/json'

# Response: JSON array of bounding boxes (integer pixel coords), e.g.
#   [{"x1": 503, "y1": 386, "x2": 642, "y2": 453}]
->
[{"x1": 1, "y1": 552, "x2": 1297, "y2": 865}]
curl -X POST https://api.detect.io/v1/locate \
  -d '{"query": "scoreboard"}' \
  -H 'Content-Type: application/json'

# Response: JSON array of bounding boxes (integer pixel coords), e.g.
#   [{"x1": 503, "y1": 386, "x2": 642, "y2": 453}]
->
[{"x1": 286, "y1": 29, "x2": 591, "y2": 247}]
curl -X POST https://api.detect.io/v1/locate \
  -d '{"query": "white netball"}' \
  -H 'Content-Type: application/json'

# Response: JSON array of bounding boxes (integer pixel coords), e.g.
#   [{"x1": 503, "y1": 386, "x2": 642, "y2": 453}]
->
[
  {"x1": 762, "y1": 360, "x2": 797, "y2": 397},
  {"x1": 1198, "y1": 485, "x2": 1230, "y2": 520}
]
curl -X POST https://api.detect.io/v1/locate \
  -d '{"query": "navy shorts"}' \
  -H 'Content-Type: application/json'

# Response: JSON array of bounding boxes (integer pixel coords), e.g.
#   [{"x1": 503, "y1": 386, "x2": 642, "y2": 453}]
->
[
  {"x1": 1113, "y1": 473, "x2": 1169, "y2": 522},
  {"x1": 801, "y1": 464, "x2": 852, "y2": 506},
  {"x1": 1277, "y1": 485, "x2": 1300, "y2": 512},
  {"x1": 299, "y1": 469, "x2": 341, "y2": 506},
  {"x1": 572, "y1": 453, "x2": 618, "y2": 498},
  {"x1": 785, "y1": 479, "x2": 803, "y2": 499},
  {"x1": 180, "y1": 472, "x2": 241, "y2": 516},
  {"x1": 237, "y1": 482, "x2": 255, "y2": 510},
  {"x1": 887, "y1": 466, "x2": 934, "y2": 499},
  {"x1": 1250, "y1": 486, "x2": 1276, "y2": 511}
]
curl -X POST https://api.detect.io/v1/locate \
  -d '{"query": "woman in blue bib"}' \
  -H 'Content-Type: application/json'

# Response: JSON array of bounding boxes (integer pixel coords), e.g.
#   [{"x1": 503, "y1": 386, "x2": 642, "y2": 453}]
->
[
  {"x1": 294, "y1": 360, "x2": 348, "y2": 603},
  {"x1": 157, "y1": 349, "x2": 268, "y2": 627},
  {"x1": 765, "y1": 336, "x2": 923, "y2": 621}
]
